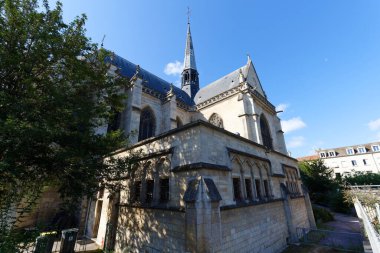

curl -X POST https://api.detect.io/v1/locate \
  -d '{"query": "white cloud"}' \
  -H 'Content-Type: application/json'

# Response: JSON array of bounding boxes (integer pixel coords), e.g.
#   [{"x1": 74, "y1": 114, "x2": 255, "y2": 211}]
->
[
  {"x1": 164, "y1": 61, "x2": 183, "y2": 76},
  {"x1": 281, "y1": 117, "x2": 306, "y2": 133},
  {"x1": 287, "y1": 136, "x2": 305, "y2": 148},
  {"x1": 276, "y1": 103, "x2": 289, "y2": 112},
  {"x1": 368, "y1": 118, "x2": 380, "y2": 131}
]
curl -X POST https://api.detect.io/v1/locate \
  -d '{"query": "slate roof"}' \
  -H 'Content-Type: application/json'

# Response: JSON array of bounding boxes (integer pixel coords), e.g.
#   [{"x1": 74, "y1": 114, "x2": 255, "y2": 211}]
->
[
  {"x1": 194, "y1": 66, "x2": 247, "y2": 104},
  {"x1": 109, "y1": 54, "x2": 195, "y2": 106},
  {"x1": 184, "y1": 23, "x2": 197, "y2": 70}
]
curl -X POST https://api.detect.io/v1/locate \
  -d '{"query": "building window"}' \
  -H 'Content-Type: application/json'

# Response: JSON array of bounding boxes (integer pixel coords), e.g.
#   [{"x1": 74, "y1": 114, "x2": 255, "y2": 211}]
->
[
  {"x1": 372, "y1": 145, "x2": 380, "y2": 152},
  {"x1": 363, "y1": 159, "x2": 369, "y2": 166},
  {"x1": 260, "y1": 115, "x2": 273, "y2": 150},
  {"x1": 351, "y1": 160, "x2": 357, "y2": 166},
  {"x1": 138, "y1": 108, "x2": 156, "y2": 141},
  {"x1": 335, "y1": 173, "x2": 341, "y2": 178},
  {"x1": 358, "y1": 147, "x2": 366, "y2": 154},
  {"x1": 159, "y1": 178, "x2": 169, "y2": 202},
  {"x1": 346, "y1": 148, "x2": 354, "y2": 155},
  {"x1": 328, "y1": 151, "x2": 336, "y2": 157},
  {"x1": 255, "y1": 179, "x2": 262, "y2": 199},
  {"x1": 209, "y1": 113, "x2": 224, "y2": 128},
  {"x1": 263, "y1": 180, "x2": 270, "y2": 198},
  {"x1": 145, "y1": 180, "x2": 154, "y2": 204},
  {"x1": 107, "y1": 110, "x2": 121, "y2": 133},
  {"x1": 176, "y1": 117, "x2": 183, "y2": 128},
  {"x1": 320, "y1": 152, "x2": 326, "y2": 158},
  {"x1": 133, "y1": 181, "x2": 142, "y2": 203},
  {"x1": 245, "y1": 178, "x2": 253, "y2": 200},
  {"x1": 233, "y1": 178, "x2": 242, "y2": 201}
]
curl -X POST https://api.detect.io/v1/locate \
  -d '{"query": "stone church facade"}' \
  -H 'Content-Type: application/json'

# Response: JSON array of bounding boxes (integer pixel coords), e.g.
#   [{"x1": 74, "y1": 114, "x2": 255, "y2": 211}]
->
[{"x1": 83, "y1": 22, "x2": 316, "y2": 253}]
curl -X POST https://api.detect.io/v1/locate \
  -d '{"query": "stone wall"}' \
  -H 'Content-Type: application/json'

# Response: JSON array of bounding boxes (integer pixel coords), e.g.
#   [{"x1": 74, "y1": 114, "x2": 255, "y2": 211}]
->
[
  {"x1": 217, "y1": 201, "x2": 288, "y2": 253},
  {"x1": 16, "y1": 186, "x2": 61, "y2": 229},
  {"x1": 289, "y1": 197, "x2": 310, "y2": 229},
  {"x1": 115, "y1": 207, "x2": 186, "y2": 252}
]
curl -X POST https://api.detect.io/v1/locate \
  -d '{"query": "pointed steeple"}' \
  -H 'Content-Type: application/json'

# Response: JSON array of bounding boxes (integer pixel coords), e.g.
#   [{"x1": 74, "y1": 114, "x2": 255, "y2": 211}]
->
[
  {"x1": 184, "y1": 23, "x2": 197, "y2": 70},
  {"x1": 181, "y1": 12, "x2": 199, "y2": 100}
]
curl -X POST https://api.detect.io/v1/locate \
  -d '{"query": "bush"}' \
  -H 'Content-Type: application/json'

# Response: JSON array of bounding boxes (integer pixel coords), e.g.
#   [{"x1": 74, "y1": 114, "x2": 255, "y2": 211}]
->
[
  {"x1": 328, "y1": 189, "x2": 352, "y2": 213},
  {"x1": 313, "y1": 206, "x2": 334, "y2": 223}
]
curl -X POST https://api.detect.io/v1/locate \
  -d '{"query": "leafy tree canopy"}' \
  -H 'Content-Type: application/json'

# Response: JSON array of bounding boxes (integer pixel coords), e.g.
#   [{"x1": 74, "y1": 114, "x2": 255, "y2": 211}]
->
[{"x1": 0, "y1": 0, "x2": 136, "y2": 249}]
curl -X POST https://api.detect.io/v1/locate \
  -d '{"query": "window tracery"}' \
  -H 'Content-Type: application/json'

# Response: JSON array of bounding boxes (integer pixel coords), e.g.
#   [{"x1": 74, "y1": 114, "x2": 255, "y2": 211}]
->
[
  {"x1": 138, "y1": 107, "x2": 156, "y2": 141},
  {"x1": 260, "y1": 114, "x2": 272, "y2": 149},
  {"x1": 209, "y1": 113, "x2": 224, "y2": 128}
]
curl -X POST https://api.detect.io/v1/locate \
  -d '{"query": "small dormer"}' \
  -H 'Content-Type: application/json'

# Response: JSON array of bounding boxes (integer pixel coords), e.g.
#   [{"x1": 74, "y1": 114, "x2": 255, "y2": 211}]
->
[
  {"x1": 327, "y1": 150, "x2": 336, "y2": 157},
  {"x1": 346, "y1": 148, "x2": 354, "y2": 155},
  {"x1": 372, "y1": 144, "x2": 380, "y2": 152},
  {"x1": 357, "y1": 146, "x2": 366, "y2": 154},
  {"x1": 319, "y1": 152, "x2": 326, "y2": 158}
]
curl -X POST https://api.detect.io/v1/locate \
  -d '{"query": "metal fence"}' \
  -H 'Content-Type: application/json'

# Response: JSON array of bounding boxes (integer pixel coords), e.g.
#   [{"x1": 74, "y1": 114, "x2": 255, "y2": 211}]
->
[
  {"x1": 296, "y1": 227, "x2": 363, "y2": 252},
  {"x1": 354, "y1": 199, "x2": 380, "y2": 253},
  {"x1": 22, "y1": 228, "x2": 98, "y2": 253}
]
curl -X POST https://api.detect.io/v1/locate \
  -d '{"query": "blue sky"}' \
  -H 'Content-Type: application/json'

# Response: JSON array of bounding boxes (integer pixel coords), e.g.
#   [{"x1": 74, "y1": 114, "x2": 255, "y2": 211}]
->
[{"x1": 49, "y1": 0, "x2": 380, "y2": 158}]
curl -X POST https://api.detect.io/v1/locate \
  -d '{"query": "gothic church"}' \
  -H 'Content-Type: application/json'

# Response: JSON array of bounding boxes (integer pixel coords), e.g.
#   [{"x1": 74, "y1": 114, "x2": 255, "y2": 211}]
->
[{"x1": 83, "y1": 20, "x2": 315, "y2": 253}]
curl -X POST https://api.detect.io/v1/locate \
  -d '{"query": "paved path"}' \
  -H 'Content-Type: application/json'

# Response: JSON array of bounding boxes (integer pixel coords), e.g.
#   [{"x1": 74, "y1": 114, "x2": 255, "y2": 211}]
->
[{"x1": 324, "y1": 211, "x2": 361, "y2": 233}]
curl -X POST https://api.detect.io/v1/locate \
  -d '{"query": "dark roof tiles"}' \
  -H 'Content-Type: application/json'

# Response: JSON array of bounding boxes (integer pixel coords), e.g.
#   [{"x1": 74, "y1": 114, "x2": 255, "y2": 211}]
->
[{"x1": 109, "y1": 54, "x2": 195, "y2": 106}]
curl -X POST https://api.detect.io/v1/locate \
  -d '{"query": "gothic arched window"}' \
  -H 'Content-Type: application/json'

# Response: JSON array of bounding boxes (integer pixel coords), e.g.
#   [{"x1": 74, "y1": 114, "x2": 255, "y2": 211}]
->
[
  {"x1": 138, "y1": 107, "x2": 156, "y2": 141},
  {"x1": 209, "y1": 113, "x2": 223, "y2": 128},
  {"x1": 260, "y1": 114, "x2": 272, "y2": 150}
]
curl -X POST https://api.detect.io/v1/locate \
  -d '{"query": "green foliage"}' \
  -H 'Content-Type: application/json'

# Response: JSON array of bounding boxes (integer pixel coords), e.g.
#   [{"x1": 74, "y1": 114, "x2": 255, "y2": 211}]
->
[
  {"x1": 0, "y1": 0, "x2": 136, "y2": 251},
  {"x1": 299, "y1": 159, "x2": 338, "y2": 204},
  {"x1": 344, "y1": 171, "x2": 380, "y2": 186},
  {"x1": 328, "y1": 189, "x2": 352, "y2": 213},
  {"x1": 299, "y1": 159, "x2": 352, "y2": 213},
  {"x1": 312, "y1": 206, "x2": 334, "y2": 223}
]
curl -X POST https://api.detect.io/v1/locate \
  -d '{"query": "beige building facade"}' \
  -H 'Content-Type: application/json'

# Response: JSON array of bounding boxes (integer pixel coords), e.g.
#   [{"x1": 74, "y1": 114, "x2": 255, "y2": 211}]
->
[
  {"x1": 317, "y1": 142, "x2": 380, "y2": 178},
  {"x1": 82, "y1": 22, "x2": 315, "y2": 252}
]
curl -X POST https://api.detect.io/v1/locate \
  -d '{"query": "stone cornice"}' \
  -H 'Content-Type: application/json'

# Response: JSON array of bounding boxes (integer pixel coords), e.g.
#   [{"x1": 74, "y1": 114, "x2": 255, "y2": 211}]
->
[
  {"x1": 226, "y1": 147, "x2": 271, "y2": 165},
  {"x1": 172, "y1": 162, "x2": 230, "y2": 172},
  {"x1": 113, "y1": 120, "x2": 298, "y2": 162},
  {"x1": 250, "y1": 90, "x2": 276, "y2": 114},
  {"x1": 196, "y1": 86, "x2": 241, "y2": 110},
  {"x1": 195, "y1": 82, "x2": 276, "y2": 113},
  {"x1": 141, "y1": 85, "x2": 194, "y2": 111}
]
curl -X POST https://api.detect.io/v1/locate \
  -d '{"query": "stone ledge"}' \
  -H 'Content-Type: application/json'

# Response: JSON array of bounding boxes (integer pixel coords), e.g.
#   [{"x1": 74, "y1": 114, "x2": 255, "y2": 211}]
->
[
  {"x1": 117, "y1": 203, "x2": 185, "y2": 212},
  {"x1": 172, "y1": 162, "x2": 230, "y2": 172},
  {"x1": 220, "y1": 198, "x2": 284, "y2": 211}
]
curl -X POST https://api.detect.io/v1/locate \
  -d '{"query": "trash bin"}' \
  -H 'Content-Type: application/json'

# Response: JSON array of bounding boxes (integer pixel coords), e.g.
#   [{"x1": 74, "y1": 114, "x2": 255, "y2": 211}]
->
[
  {"x1": 34, "y1": 231, "x2": 57, "y2": 253},
  {"x1": 59, "y1": 228, "x2": 78, "y2": 253}
]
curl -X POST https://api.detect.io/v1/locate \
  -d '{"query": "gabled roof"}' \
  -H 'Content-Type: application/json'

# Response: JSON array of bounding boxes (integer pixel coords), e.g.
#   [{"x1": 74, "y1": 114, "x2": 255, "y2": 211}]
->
[
  {"x1": 194, "y1": 56, "x2": 266, "y2": 105},
  {"x1": 109, "y1": 54, "x2": 195, "y2": 106}
]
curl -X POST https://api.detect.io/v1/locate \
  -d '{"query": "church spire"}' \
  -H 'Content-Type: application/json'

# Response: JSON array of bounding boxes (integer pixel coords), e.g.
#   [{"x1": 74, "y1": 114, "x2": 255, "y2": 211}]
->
[
  {"x1": 184, "y1": 22, "x2": 197, "y2": 70},
  {"x1": 181, "y1": 8, "x2": 199, "y2": 100}
]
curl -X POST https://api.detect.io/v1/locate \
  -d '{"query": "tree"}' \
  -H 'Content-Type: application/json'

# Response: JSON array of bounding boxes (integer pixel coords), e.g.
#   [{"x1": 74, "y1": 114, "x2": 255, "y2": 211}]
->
[
  {"x1": 299, "y1": 159, "x2": 337, "y2": 204},
  {"x1": 344, "y1": 171, "x2": 380, "y2": 186},
  {"x1": 0, "y1": 0, "x2": 135, "y2": 250},
  {"x1": 299, "y1": 159, "x2": 352, "y2": 213}
]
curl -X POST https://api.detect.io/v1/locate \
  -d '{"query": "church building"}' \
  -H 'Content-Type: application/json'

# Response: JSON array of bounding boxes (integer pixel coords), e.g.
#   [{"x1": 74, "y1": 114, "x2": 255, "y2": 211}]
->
[{"x1": 83, "y1": 20, "x2": 315, "y2": 253}]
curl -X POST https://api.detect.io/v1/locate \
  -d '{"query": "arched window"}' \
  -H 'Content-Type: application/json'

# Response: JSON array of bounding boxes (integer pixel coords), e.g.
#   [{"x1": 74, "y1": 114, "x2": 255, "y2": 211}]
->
[
  {"x1": 209, "y1": 113, "x2": 224, "y2": 128},
  {"x1": 260, "y1": 114, "x2": 272, "y2": 149},
  {"x1": 176, "y1": 117, "x2": 183, "y2": 128},
  {"x1": 138, "y1": 107, "x2": 156, "y2": 141}
]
